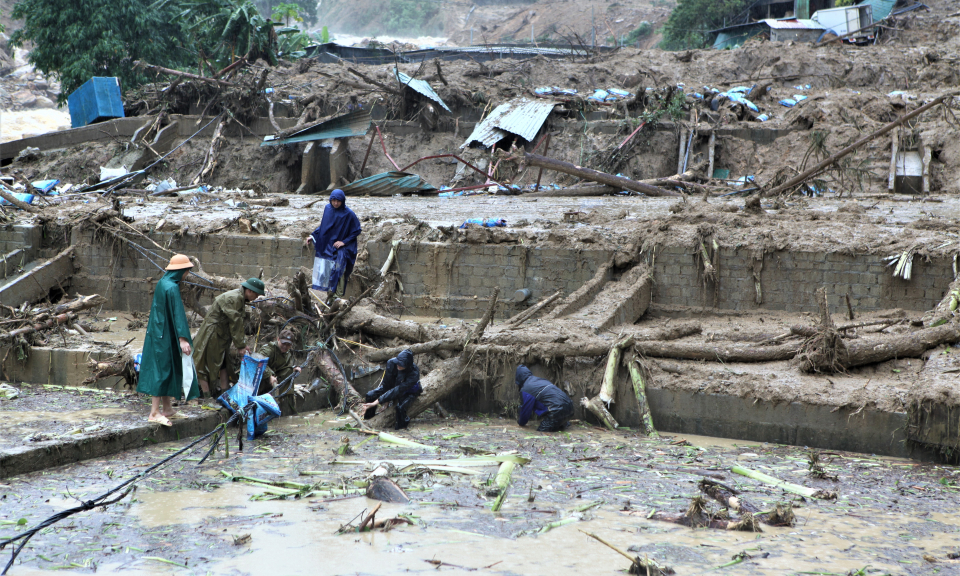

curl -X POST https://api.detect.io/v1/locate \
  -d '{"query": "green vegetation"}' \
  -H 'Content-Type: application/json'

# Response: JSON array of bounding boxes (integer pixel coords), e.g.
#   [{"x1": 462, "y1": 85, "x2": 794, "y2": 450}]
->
[
  {"x1": 320, "y1": 26, "x2": 330, "y2": 43},
  {"x1": 254, "y1": 0, "x2": 317, "y2": 25},
  {"x1": 383, "y1": 0, "x2": 439, "y2": 35},
  {"x1": 10, "y1": 0, "x2": 301, "y2": 103},
  {"x1": 271, "y1": 2, "x2": 303, "y2": 25},
  {"x1": 659, "y1": 0, "x2": 751, "y2": 50},
  {"x1": 835, "y1": 0, "x2": 856, "y2": 5},
  {"x1": 11, "y1": 0, "x2": 189, "y2": 103},
  {"x1": 624, "y1": 21, "x2": 652, "y2": 45}
]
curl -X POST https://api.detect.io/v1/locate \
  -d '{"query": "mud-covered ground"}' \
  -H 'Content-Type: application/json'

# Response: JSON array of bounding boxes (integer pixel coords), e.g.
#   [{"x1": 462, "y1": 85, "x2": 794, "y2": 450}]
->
[{"x1": 0, "y1": 412, "x2": 959, "y2": 575}]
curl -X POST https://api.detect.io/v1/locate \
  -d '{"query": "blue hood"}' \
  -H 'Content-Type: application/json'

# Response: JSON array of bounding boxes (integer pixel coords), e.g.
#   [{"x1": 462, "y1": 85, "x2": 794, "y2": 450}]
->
[{"x1": 515, "y1": 365, "x2": 533, "y2": 388}]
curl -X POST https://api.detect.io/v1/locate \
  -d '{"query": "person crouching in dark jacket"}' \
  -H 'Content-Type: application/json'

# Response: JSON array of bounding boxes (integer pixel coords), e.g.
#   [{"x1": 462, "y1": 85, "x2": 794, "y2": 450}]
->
[
  {"x1": 515, "y1": 365, "x2": 574, "y2": 432},
  {"x1": 361, "y1": 349, "x2": 423, "y2": 430}
]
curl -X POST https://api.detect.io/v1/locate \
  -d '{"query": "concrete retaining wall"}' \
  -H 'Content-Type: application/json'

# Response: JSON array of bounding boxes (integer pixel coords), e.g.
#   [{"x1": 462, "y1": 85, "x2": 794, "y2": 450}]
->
[{"x1": 65, "y1": 229, "x2": 953, "y2": 317}]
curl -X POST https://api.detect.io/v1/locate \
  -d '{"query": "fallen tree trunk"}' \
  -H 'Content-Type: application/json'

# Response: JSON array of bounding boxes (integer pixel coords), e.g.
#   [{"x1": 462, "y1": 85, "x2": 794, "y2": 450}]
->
[
  {"x1": 312, "y1": 349, "x2": 364, "y2": 412},
  {"x1": 340, "y1": 304, "x2": 457, "y2": 343},
  {"x1": 581, "y1": 337, "x2": 633, "y2": 430},
  {"x1": 0, "y1": 294, "x2": 105, "y2": 341},
  {"x1": 366, "y1": 288, "x2": 500, "y2": 429},
  {"x1": 515, "y1": 152, "x2": 683, "y2": 197},
  {"x1": 801, "y1": 320, "x2": 960, "y2": 372},
  {"x1": 0, "y1": 188, "x2": 40, "y2": 213},
  {"x1": 1, "y1": 312, "x2": 78, "y2": 342},
  {"x1": 924, "y1": 278, "x2": 960, "y2": 328},
  {"x1": 634, "y1": 340, "x2": 802, "y2": 362},
  {"x1": 363, "y1": 322, "x2": 703, "y2": 364},
  {"x1": 366, "y1": 356, "x2": 470, "y2": 429},
  {"x1": 505, "y1": 290, "x2": 561, "y2": 328},
  {"x1": 134, "y1": 60, "x2": 237, "y2": 87}
]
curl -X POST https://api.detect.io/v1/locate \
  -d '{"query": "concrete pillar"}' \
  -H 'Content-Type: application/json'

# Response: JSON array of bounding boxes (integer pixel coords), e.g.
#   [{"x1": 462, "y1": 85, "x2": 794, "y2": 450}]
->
[
  {"x1": 298, "y1": 141, "x2": 318, "y2": 195},
  {"x1": 329, "y1": 139, "x2": 350, "y2": 188}
]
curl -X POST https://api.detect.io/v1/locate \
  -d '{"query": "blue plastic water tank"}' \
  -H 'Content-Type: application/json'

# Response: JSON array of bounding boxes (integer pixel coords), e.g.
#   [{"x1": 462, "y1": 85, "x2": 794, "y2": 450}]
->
[{"x1": 67, "y1": 77, "x2": 125, "y2": 128}]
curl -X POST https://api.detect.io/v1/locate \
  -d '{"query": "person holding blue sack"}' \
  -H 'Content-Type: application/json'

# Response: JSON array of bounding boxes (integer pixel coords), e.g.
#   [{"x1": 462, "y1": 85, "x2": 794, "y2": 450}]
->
[{"x1": 303, "y1": 189, "x2": 362, "y2": 305}]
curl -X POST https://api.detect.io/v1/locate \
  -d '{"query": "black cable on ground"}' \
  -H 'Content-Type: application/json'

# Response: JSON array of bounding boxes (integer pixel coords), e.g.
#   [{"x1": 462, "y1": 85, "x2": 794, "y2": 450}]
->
[{"x1": 0, "y1": 412, "x2": 239, "y2": 575}]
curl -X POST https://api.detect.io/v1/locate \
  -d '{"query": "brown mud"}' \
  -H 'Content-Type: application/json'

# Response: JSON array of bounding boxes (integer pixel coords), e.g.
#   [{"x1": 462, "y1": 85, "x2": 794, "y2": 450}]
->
[{"x1": 1, "y1": 413, "x2": 960, "y2": 575}]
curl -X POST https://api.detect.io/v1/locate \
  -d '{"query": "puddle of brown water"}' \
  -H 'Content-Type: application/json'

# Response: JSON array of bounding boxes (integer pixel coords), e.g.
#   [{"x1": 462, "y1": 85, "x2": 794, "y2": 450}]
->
[{"x1": 15, "y1": 478, "x2": 948, "y2": 576}]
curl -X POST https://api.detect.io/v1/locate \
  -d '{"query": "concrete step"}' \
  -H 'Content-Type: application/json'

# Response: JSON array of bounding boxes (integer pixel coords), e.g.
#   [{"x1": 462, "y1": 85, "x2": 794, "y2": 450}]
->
[
  {"x1": 0, "y1": 383, "x2": 332, "y2": 479},
  {"x1": 569, "y1": 264, "x2": 652, "y2": 330}
]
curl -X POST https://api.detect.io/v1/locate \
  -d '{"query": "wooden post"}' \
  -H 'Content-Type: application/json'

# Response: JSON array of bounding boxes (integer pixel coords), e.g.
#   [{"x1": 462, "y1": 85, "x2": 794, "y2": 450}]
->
[
  {"x1": 888, "y1": 133, "x2": 898, "y2": 191},
  {"x1": 677, "y1": 129, "x2": 687, "y2": 175},
  {"x1": 922, "y1": 145, "x2": 931, "y2": 195},
  {"x1": 707, "y1": 132, "x2": 716, "y2": 179}
]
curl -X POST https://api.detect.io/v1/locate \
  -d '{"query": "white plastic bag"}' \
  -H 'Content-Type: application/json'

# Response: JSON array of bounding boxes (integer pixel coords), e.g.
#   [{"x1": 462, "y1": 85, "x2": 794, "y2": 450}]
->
[
  {"x1": 181, "y1": 351, "x2": 196, "y2": 398},
  {"x1": 99, "y1": 166, "x2": 128, "y2": 181}
]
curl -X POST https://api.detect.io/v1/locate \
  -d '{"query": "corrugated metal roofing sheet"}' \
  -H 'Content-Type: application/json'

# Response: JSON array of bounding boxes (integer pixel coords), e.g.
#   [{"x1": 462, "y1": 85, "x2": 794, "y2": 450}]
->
[
  {"x1": 395, "y1": 70, "x2": 451, "y2": 112},
  {"x1": 858, "y1": 0, "x2": 896, "y2": 21},
  {"x1": 340, "y1": 171, "x2": 438, "y2": 196},
  {"x1": 461, "y1": 97, "x2": 557, "y2": 149},
  {"x1": 261, "y1": 109, "x2": 371, "y2": 146},
  {"x1": 763, "y1": 18, "x2": 824, "y2": 29}
]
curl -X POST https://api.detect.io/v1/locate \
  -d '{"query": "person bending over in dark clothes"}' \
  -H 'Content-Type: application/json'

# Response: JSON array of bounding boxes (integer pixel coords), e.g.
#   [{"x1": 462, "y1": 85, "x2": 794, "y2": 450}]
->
[
  {"x1": 361, "y1": 349, "x2": 422, "y2": 430},
  {"x1": 515, "y1": 365, "x2": 574, "y2": 432}
]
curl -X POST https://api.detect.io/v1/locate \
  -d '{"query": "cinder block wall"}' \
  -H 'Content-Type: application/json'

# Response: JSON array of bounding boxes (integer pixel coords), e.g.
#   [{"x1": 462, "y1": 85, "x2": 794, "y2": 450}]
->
[
  {"x1": 0, "y1": 225, "x2": 41, "y2": 259},
  {"x1": 71, "y1": 229, "x2": 315, "y2": 310},
  {"x1": 68, "y1": 231, "x2": 952, "y2": 317},
  {"x1": 653, "y1": 245, "x2": 952, "y2": 314}
]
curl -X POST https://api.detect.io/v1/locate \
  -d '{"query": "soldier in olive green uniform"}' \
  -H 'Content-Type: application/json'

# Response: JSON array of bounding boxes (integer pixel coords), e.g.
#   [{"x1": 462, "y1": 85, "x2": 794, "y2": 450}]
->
[
  {"x1": 192, "y1": 278, "x2": 265, "y2": 398},
  {"x1": 255, "y1": 329, "x2": 302, "y2": 395}
]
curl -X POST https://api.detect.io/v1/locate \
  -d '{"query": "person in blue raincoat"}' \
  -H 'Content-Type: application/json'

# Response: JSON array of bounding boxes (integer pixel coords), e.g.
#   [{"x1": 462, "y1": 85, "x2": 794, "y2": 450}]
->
[
  {"x1": 303, "y1": 189, "x2": 362, "y2": 304},
  {"x1": 361, "y1": 349, "x2": 422, "y2": 430},
  {"x1": 515, "y1": 365, "x2": 574, "y2": 432},
  {"x1": 137, "y1": 254, "x2": 200, "y2": 426}
]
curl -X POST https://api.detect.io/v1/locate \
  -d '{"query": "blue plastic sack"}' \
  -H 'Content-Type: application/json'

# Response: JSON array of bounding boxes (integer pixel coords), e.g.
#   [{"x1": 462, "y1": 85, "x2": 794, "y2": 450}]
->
[
  {"x1": 460, "y1": 218, "x2": 506, "y2": 228},
  {"x1": 0, "y1": 191, "x2": 35, "y2": 206},
  {"x1": 588, "y1": 89, "x2": 610, "y2": 102},
  {"x1": 32, "y1": 179, "x2": 60, "y2": 194},
  {"x1": 756, "y1": 114, "x2": 769, "y2": 122},
  {"x1": 793, "y1": 95, "x2": 807, "y2": 101},
  {"x1": 246, "y1": 394, "x2": 281, "y2": 439},
  {"x1": 133, "y1": 353, "x2": 142, "y2": 373},
  {"x1": 779, "y1": 99, "x2": 797, "y2": 107},
  {"x1": 740, "y1": 98, "x2": 759, "y2": 112},
  {"x1": 728, "y1": 86, "x2": 751, "y2": 94},
  {"x1": 218, "y1": 353, "x2": 268, "y2": 418}
]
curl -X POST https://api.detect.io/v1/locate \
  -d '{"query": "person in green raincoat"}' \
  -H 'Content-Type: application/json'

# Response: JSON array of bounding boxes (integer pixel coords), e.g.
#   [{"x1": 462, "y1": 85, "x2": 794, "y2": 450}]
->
[
  {"x1": 255, "y1": 329, "x2": 301, "y2": 395},
  {"x1": 137, "y1": 254, "x2": 199, "y2": 426},
  {"x1": 192, "y1": 278, "x2": 265, "y2": 399}
]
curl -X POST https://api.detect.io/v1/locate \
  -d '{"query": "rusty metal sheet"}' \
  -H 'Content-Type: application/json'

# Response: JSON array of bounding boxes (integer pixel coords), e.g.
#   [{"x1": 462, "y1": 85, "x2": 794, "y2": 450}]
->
[
  {"x1": 461, "y1": 97, "x2": 557, "y2": 149},
  {"x1": 395, "y1": 70, "x2": 450, "y2": 112},
  {"x1": 340, "y1": 171, "x2": 438, "y2": 197},
  {"x1": 261, "y1": 109, "x2": 371, "y2": 146}
]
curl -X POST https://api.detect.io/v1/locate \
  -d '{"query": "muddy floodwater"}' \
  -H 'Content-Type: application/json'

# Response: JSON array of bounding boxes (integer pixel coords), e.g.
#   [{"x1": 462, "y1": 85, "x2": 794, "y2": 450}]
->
[{"x1": 2, "y1": 411, "x2": 959, "y2": 575}]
